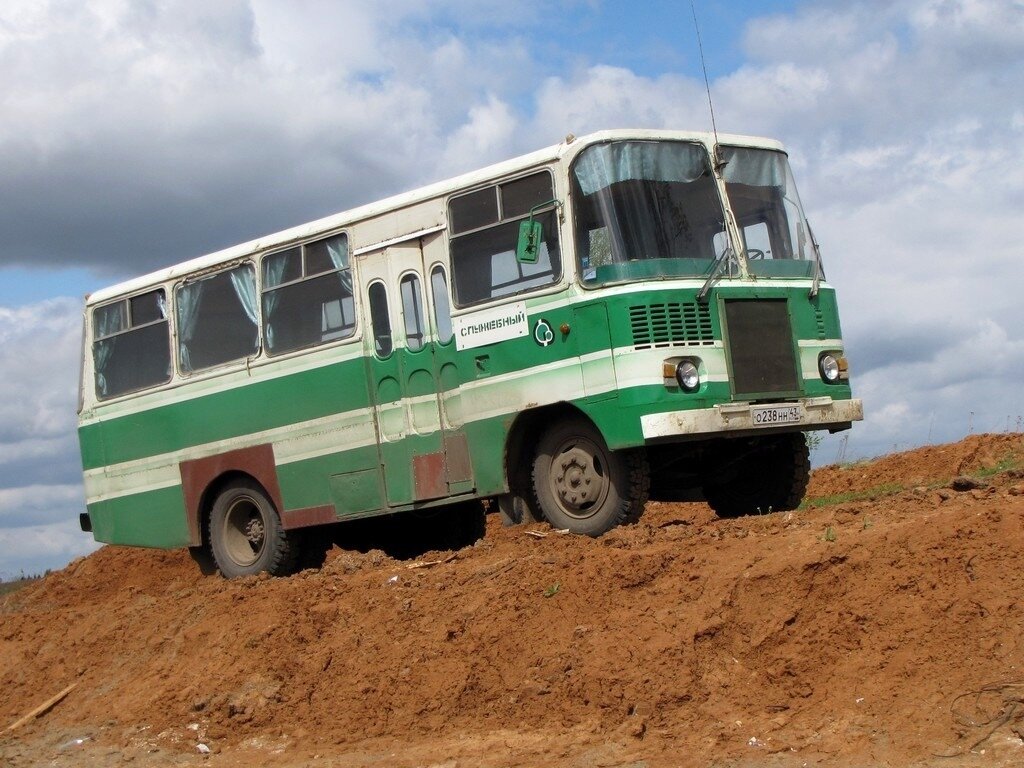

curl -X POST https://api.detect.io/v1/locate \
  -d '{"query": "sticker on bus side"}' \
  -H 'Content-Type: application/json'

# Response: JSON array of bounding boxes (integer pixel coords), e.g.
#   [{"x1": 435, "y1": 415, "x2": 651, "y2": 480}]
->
[{"x1": 454, "y1": 301, "x2": 529, "y2": 351}]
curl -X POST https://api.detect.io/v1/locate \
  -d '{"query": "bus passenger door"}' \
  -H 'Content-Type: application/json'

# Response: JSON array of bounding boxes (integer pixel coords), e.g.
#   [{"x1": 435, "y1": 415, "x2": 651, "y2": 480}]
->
[
  {"x1": 359, "y1": 241, "x2": 468, "y2": 507},
  {"x1": 421, "y1": 233, "x2": 474, "y2": 497}
]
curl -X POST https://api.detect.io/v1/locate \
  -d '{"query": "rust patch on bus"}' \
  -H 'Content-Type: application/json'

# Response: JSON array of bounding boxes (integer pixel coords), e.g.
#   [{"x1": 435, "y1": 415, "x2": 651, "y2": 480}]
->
[
  {"x1": 179, "y1": 444, "x2": 283, "y2": 546},
  {"x1": 281, "y1": 504, "x2": 338, "y2": 530},
  {"x1": 413, "y1": 452, "x2": 447, "y2": 501},
  {"x1": 444, "y1": 431, "x2": 473, "y2": 484}
]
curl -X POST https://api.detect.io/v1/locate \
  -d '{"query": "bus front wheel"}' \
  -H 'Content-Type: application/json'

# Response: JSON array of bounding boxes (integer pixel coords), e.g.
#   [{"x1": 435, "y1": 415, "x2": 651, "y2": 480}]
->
[
  {"x1": 208, "y1": 479, "x2": 297, "y2": 578},
  {"x1": 532, "y1": 418, "x2": 649, "y2": 536}
]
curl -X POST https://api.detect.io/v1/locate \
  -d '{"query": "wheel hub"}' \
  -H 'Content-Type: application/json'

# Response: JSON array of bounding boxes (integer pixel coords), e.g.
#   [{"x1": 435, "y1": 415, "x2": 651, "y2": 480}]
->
[
  {"x1": 554, "y1": 446, "x2": 603, "y2": 510},
  {"x1": 223, "y1": 496, "x2": 267, "y2": 567},
  {"x1": 244, "y1": 517, "x2": 265, "y2": 546}
]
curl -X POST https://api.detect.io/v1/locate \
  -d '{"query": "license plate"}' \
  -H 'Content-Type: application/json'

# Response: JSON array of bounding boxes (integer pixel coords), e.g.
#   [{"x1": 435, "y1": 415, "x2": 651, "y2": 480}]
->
[{"x1": 751, "y1": 404, "x2": 802, "y2": 426}]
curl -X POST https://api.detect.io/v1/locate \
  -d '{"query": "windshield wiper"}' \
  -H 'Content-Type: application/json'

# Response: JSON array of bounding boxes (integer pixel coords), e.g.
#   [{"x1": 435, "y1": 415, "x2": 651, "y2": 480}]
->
[
  {"x1": 808, "y1": 222, "x2": 823, "y2": 298},
  {"x1": 697, "y1": 246, "x2": 735, "y2": 303}
]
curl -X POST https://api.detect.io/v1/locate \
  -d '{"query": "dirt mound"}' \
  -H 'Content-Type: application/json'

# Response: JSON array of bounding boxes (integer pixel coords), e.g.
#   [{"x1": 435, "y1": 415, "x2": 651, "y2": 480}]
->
[
  {"x1": 808, "y1": 432, "x2": 1024, "y2": 498},
  {"x1": 3, "y1": 433, "x2": 1024, "y2": 767}
]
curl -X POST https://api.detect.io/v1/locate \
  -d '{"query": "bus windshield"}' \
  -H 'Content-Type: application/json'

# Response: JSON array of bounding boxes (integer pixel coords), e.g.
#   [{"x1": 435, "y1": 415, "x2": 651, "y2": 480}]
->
[
  {"x1": 572, "y1": 140, "x2": 725, "y2": 286},
  {"x1": 572, "y1": 140, "x2": 819, "y2": 287},
  {"x1": 718, "y1": 145, "x2": 817, "y2": 279}
]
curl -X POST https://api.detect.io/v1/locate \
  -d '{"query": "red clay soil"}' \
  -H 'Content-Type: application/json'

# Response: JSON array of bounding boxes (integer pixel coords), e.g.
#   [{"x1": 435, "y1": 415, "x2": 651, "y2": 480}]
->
[{"x1": 3, "y1": 433, "x2": 1024, "y2": 767}]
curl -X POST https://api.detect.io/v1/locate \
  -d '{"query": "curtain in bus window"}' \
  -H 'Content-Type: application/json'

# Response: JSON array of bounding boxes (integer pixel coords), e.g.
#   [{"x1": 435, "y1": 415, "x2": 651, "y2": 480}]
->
[
  {"x1": 93, "y1": 338, "x2": 114, "y2": 397},
  {"x1": 176, "y1": 282, "x2": 204, "y2": 372},
  {"x1": 177, "y1": 266, "x2": 259, "y2": 372},
  {"x1": 262, "y1": 253, "x2": 289, "y2": 350},
  {"x1": 262, "y1": 240, "x2": 355, "y2": 355},
  {"x1": 92, "y1": 294, "x2": 171, "y2": 399},
  {"x1": 93, "y1": 334, "x2": 115, "y2": 397},
  {"x1": 92, "y1": 302, "x2": 127, "y2": 396},
  {"x1": 230, "y1": 268, "x2": 258, "y2": 324},
  {"x1": 721, "y1": 149, "x2": 787, "y2": 188},
  {"x1": 326, "y1": 237, "x2": 351, "y2": 283},
  {"x1": 572, "y1": 141, "x2": 708, "y2": 195},
  {"x1": 572, "y1": 141, "x2": 723, "y2": 282},
  {"x1": 325, "y1": 237, "x2": 355, "y2": 310}
]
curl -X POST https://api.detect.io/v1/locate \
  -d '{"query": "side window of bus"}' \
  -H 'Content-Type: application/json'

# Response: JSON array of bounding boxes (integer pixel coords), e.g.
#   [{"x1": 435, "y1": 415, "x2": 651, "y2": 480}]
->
[
  {"x1": 399, "y1": 273, "x2": 426, "y2": 352},
  {"x1": 176, "y1": 264, "x2": 259, "y2": 373},
  {"x1": 448, "y1": 171, "x2": 561, "y2": 307},
  {"x1": 262, "y1": 233, "x2": 355, "y2": 355},
  {"x1": 93, "y1": 289, "x2": 171, "y2": 399},
  {"x1": 430, "y1": 266, "x2": 454, "y2": 344},
  {"x1": 367, "y1": 281, "x2": 393, "y2": 358}
]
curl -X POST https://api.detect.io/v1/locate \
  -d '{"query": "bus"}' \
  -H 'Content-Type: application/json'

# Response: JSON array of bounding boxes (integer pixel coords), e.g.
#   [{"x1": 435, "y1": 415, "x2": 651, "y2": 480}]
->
[{"x1": 77, "y1": 128, "x2": 863, "y2": 578}]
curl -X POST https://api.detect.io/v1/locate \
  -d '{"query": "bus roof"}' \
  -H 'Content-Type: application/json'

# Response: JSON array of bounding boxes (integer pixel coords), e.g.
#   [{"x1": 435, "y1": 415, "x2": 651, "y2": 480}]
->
[{"x1": 86, "y1": 128, "x2": 785, "y2": 306}]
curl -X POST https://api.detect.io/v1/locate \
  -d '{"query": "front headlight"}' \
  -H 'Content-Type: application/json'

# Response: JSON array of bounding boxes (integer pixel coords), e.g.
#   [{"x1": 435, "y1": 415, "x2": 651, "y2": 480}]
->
[
  {"x1": 675, "y1": 360, "x2": 701, "y2": 392},
  {"x1": 819, "y1": 353, "x2": 840, "y2": 383}
]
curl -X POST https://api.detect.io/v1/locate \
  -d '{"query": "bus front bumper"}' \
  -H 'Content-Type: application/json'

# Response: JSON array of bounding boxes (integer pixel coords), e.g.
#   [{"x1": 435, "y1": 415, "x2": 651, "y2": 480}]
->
[{"x1": 640, "y1": 397, "x2": 864, "y2": 440}]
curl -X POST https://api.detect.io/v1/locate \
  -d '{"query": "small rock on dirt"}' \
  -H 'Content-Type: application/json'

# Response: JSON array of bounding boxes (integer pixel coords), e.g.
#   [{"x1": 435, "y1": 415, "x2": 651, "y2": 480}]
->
[{"x1": 950, "y1": 476, "x2": 987, "y2": 491}]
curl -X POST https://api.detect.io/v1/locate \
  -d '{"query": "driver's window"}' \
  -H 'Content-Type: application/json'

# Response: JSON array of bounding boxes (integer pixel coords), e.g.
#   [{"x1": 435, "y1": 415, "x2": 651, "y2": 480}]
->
[
  {"x1": 742, "y1": 222, "x2": 772, "y2": 259},
  {"x1": 367, "y1": 281, "x2": 393, "y2": 358},
  {"x1": 713, "y1": 221, "x2": 773, "y2": 259}
]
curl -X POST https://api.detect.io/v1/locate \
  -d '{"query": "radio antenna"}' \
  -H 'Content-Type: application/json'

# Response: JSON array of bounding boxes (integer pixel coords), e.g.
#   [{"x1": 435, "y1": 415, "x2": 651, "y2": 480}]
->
[{"x1": 689, "y1": 0, "x2": 722, "y2": 164}]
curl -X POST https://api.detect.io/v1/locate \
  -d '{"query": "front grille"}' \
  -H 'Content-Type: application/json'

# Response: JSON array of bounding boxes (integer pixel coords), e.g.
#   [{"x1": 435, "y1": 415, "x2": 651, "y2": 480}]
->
[
  {"x1": 815, "y1": 309, "x2": 826, "y2": 339},
  {"x1": 724, "y1": 299, "x2": 799, "y2": 396},
  {"x1": 629, "y1": 302, "x2": 714, "y2": 349}
]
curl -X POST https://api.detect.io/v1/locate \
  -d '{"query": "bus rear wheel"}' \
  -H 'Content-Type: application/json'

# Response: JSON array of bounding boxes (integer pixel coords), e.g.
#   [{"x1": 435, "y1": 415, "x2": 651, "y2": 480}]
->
[
  {"x1": 532, "y1": 418, "x2": 649, "y2": 536},
  {"x1": 702, "y1": 433, "x2": 810, "y2": 518},
  {"x1": 208, "y1": 479, "x2": 297, "y2": 578}
]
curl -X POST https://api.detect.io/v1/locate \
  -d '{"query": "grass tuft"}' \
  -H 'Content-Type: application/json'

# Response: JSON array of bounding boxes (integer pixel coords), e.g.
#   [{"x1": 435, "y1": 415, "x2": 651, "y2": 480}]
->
[{"x1": 802, "y1": 483, "x2": 904, "y2": 509}]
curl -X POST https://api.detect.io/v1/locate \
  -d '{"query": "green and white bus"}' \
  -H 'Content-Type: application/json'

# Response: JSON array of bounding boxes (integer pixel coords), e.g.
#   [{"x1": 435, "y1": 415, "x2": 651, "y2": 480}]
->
[{"x1": 78, "y1": 128, "x2": 862, "y2": 577}]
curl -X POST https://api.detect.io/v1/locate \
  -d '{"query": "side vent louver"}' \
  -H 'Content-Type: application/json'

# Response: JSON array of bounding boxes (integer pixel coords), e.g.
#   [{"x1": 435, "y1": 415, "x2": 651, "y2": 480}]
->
[
  {"x1": 629, "y1": 302, "x2": 714, "y2": 349},
  {"x1": 815, "y1": 309, "x2": 826, "y2": 339}
]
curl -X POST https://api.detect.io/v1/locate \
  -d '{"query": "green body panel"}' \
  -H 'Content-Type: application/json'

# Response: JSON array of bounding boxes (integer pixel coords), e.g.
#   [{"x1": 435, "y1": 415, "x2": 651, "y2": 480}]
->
[
  {"x1": 79, "y1": 352, "x2": 372, "y2": 470},
  {"x1": 461, "y1": 417, "x2": 512, "y2": 498},
  {"x1": 88, "y1": 486, "x2": 190, "y2": 548},
  {"x1": 278, "y1": 444, "x2": 380, "y2": 511},
  {"x1": 330, "y1": 469, "x2": 385, "y2": 518}
]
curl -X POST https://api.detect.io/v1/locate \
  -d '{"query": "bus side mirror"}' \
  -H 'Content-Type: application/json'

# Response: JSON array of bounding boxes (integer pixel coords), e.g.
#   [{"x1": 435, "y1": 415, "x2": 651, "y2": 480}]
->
[
  {"x1": 516, "y1": 219, "x2": 543, "y2": 264},
  {"x1": 516, "y1": 199, "x2": 561, "y2": 264}
]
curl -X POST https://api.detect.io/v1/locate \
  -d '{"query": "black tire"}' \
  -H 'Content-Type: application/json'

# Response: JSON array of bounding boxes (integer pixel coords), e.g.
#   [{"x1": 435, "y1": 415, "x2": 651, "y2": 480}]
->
[
  {"x1": 187, "y1": 544, "x2": 218, "y2": 576},
  {"x1": 532, "y1": 418, "x2": 649, "y2": 536},
  {"x1": 496, "y1": 493, "x2": 540, "y2": 526},
  {"x1": 702, "y1": 433, "x2": 810, "y2": 518},
  {"x1": 208, "y1": 478, "x2": 297, "y2": 578}
]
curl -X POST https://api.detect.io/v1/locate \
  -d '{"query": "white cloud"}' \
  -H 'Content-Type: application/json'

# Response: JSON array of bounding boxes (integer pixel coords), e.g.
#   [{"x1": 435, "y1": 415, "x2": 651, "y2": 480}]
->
[
  {"x1": 0, "y1": 299, "x2": 82, "y2": 445},
  {"x1": 0, "y1": 483, "x2": 85, "y2": 527},
  {"x1": 0, "y1": 520, "x2": 101, "y2": 579},
  {"x1": 438, "y1": 93, "x2": 518, "y2": 174},
  {"x1": 530, "y1": 65, "x2": 708, "y2": 139},
  {"x1": 0, "y1": 1, "x2": 547, "y2": 271},
  {"x1": 0, "y1": 296, "x2": 103, "y2": 575}
]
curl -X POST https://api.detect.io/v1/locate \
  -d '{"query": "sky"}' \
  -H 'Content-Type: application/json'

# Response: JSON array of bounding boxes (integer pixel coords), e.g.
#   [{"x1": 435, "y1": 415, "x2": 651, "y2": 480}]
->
[{"x1": 1, "y1": 0, "x2": 1022, "y2": 577}]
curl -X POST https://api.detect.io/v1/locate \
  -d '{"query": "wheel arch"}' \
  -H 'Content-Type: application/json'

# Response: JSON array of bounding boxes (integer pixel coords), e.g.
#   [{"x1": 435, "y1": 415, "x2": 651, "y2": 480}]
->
[
  {"x1": 197, "y1": 470, "x2": 264, "y2": 542},
  {"x1": 179, "y1": 444, "x2": 284, "y2": 547},
  {"x1": 503, "y1": 402, "x2": 595, "y2": 496}
]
